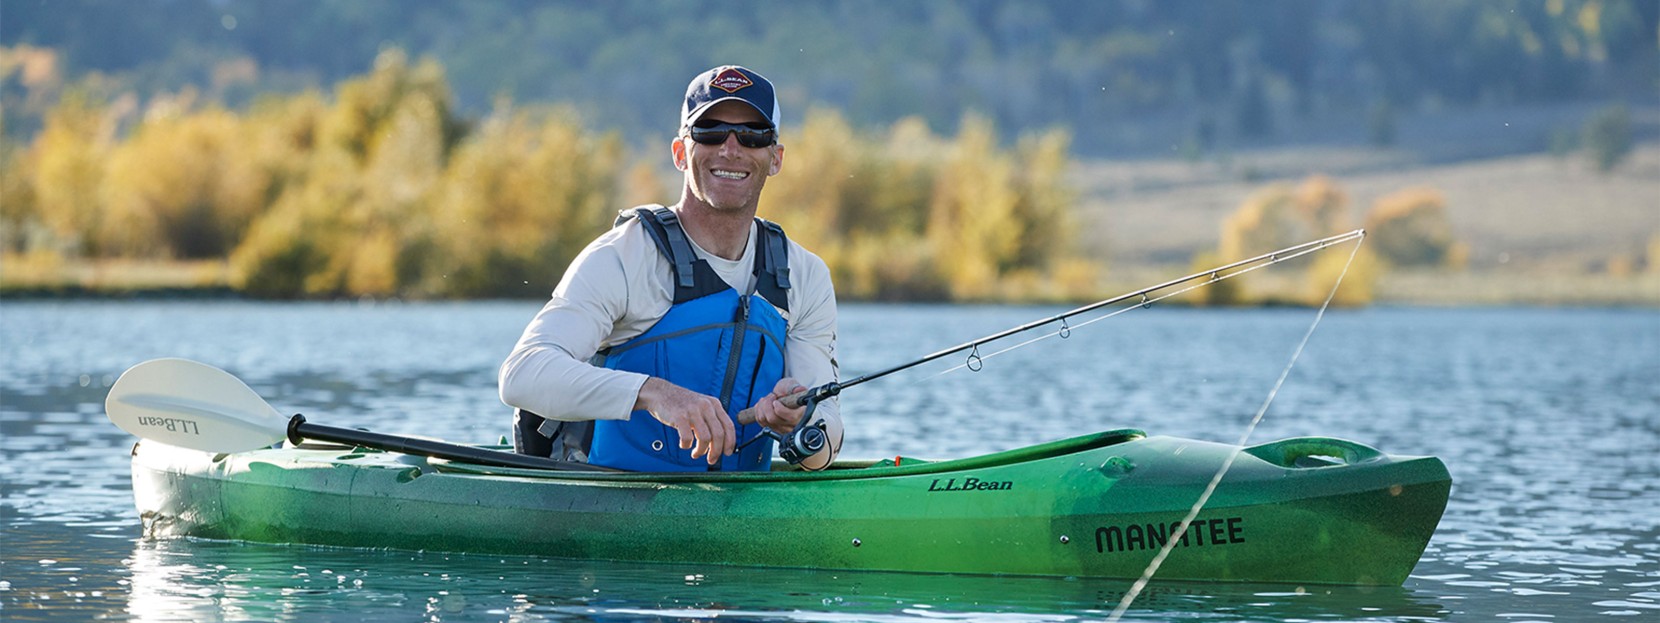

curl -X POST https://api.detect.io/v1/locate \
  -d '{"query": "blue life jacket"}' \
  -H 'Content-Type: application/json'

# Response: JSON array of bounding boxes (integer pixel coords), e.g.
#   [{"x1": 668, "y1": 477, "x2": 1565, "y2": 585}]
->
[{"x1": 587, "y1": 207, "x2": 792, "y2": 472}]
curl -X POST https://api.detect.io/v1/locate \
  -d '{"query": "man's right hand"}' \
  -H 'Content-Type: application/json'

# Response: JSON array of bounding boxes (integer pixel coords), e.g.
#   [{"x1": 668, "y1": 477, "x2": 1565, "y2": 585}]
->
[{"x1": 635, "y1": 377, "x2": 734, "y2": 465}]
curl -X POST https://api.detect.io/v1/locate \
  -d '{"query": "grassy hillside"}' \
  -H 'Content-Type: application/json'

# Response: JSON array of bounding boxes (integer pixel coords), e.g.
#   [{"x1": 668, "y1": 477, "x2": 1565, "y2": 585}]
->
[{"x1": 1073, "y1": 103, "x2": 1660, "y2": 306}]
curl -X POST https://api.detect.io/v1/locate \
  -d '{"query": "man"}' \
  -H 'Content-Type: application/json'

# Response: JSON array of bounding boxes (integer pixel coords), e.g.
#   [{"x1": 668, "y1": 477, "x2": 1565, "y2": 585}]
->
[{"x1": 500, "y1": 65, "x2": 842, "y2": 472}]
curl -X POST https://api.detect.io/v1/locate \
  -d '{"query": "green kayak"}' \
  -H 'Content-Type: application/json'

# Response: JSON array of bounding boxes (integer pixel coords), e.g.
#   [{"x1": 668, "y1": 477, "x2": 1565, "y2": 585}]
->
[{"x1": 131, "y1": 429, "x2": 1449, "y2": 586}]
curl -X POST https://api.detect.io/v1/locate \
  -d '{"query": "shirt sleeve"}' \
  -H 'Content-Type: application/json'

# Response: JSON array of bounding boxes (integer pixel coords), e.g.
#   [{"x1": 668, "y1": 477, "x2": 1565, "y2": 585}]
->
[
  {"x1": 498, "y1": 234, "x2": 650, "y2": 422},
  {"x1": 785, "y1": 245, "x2": 841, "y2": 426}
]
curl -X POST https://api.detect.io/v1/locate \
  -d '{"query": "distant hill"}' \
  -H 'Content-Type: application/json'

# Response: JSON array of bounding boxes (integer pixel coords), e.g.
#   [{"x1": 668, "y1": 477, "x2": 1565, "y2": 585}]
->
[{"x1": 4, "y1": 0, "x2": 1657, "y2": 156}]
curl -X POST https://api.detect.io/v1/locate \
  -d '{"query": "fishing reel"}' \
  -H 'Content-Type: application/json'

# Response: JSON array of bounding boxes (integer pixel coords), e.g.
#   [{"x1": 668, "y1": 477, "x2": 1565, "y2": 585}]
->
[
  {"x1": 773, "y1": 399, "x2": 828, "y2": 465},
  {"x1": 738, "y1": 382, "x2": 840, "y2": 467}
]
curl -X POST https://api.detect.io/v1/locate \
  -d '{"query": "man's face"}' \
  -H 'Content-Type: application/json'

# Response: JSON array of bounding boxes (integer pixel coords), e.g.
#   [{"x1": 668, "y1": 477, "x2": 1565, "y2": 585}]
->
[{"x1": 677, "y1": 100, "x2": 783, "y2": 213}]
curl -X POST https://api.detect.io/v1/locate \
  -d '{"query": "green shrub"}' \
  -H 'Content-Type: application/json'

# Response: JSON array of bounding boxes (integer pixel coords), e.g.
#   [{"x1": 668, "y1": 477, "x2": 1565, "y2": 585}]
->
[{"x1": 1583, "y1": 104, "x2": 1632, "y2": 172}]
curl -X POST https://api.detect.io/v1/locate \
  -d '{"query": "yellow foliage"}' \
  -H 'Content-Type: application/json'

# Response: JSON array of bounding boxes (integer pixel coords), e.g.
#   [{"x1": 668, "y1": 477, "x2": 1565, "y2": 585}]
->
[
  {"x1": 619, "y1": 161, "x2": 669, "y2": 211},
  {"x1": 766, "y1": 109, "x2": 1080, "y2": 301},
  {"x1": 930, "y1": 114, "x2": 1022, "y2": 300},
  {"x1": 1050, "y1": 257, "x2": 1103, "y2": 301},
  {"x1": 362, "y1": 96, "x2": 446, "y2": 218},
  {"x1": 1648, "y1": 232, "x2": 1660, "y2": 275},
  {"x1": 1189, "y1": 250, "x2": 1249, "y2": 306},
  {"x1": 763, "y1": 108, "x2": 862, "y2": 245},
  {"x1": 320, "y1": 49, "x2": 459, "y2": 165},
  {"x1": 0, "y1": 249, "x2": 68, "y2": 286},
  {"x1": 1205, "y1": 175, "x2": 1380, "y2": 306},
  {"x1": 1304, "y1": 244, "x2": 1380, "y2": 307},
  {"x1": 345, "y1": 229, "x2": 400, "y2": 296},
  {"x1": 30, "y1": 89, "x2": 110, "y2": 254},
  {"x1": 835, "y1": 232, "x2": 948, "y2": 301},
  {"x1": 425, "y1": 106, "x2": 623, "y2": 297},
  {"x1": 1364, "y1": 187, "x2": 1460, "y2": 268},
  {"x1": 1010, "y1": 129, "x2": 1076, "y2": 269},
  {"x1": 228, "y1": 194, "x2": 317, "y2": 296},
  {"x1": 1220, "y1": 184, "x2": 1315, "y2": 262},
  {"x1": 102, "y1": 107, "x2": 268, "y2": 258},
  {"x1": 1, "y1": 134, "x2": 39, "y2": 254},
  {"x1": 227, "y1": 52, "x2": 630, "y2": 299},
  {"x1": 10, "y1": 53, "x2": 1083, "y2": 301},
  {"x1": 1293, "y1": 175, "x2": 1350, "y2": 236}
]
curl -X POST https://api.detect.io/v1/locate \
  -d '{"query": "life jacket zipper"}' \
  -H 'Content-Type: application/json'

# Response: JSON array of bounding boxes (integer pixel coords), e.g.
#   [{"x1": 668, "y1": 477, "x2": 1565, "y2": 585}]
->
[{"x1": 720, "y1": 294, "x2": 751, "y2": 414}]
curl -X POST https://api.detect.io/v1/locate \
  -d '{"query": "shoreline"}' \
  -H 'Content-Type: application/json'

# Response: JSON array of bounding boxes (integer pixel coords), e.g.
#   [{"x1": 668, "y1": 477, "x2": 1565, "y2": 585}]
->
[{"x1": 6, "y1": 269, "x2": 1655, "y2": 308}]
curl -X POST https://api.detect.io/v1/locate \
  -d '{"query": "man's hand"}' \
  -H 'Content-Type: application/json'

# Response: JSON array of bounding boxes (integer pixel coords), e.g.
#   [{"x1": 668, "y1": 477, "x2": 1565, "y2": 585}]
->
[
  {"x1": 636, "y1": 377, "x2": 734, "y2": 465},
  {"x1": 750, "y1": 378, "x2": 809, "y2": 436}
]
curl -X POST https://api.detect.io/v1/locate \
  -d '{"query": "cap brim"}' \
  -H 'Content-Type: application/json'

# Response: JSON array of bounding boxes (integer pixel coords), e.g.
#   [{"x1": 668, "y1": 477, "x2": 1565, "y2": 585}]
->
[{"x1": 683, "y1": 97, "x2": 775, "y2": 129}]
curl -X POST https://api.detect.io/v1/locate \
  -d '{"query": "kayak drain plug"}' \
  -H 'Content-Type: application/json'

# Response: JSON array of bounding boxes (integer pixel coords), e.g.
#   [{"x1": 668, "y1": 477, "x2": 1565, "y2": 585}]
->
[
  {"x1": 1060, "y1": 535, "x2": 1070, "y2": 544},
  {"x1": 852, "y1": 538, "x2": 861, "y2": 547}
]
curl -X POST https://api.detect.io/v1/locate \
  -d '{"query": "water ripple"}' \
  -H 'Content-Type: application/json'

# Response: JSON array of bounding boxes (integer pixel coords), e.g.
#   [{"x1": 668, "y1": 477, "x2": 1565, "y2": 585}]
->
[{"x1": 2, "y1": 302, "x2": 1656, "y2": 622}]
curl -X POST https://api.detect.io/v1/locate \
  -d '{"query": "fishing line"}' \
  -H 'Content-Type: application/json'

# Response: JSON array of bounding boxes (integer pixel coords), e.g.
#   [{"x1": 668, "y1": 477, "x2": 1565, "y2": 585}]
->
[
  {"x1": 927, "y1": 234, "x2": 1356, "y2": 379},
  {"x1": 1104, "y1": 233, "x2": 1365, "y2": 623}
]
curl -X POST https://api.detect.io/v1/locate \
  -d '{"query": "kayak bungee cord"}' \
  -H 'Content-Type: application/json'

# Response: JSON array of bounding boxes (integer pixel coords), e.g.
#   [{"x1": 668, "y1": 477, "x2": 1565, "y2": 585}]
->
[
  {"x1": 751, "y1": 230, "x2": 1367, "y2": 460},
  {"x1": 1105, "y1": 231, "x2": 1368, "y2": 622}
]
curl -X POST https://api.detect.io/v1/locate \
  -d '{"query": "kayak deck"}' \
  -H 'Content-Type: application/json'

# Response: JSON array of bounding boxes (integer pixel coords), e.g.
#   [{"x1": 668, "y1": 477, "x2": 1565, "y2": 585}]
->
[{"x1": 132, "y1": 429, "x2": 1449, "y2": 585}]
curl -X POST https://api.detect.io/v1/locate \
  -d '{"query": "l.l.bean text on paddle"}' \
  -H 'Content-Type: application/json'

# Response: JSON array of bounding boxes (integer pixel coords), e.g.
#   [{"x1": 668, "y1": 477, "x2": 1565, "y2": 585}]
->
[
  {"x1": 1095, "y1": 517, "x2": 1244, "y2": 553},
  {"x1": 136, "y1": 416, "x2": 201, "y2": 435}
]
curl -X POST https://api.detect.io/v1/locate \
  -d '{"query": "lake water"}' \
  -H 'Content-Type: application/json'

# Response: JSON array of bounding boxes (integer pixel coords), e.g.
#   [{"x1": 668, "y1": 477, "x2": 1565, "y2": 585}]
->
[{"x1": 2, "y1": 300, "x2": 1656, "y2": 622}]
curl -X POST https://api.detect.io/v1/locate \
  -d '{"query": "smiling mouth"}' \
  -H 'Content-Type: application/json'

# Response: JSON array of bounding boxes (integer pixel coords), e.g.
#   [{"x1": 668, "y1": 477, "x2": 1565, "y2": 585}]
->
[{"x1": 712, "y1": 169, "x2": 749, "y2": 180}]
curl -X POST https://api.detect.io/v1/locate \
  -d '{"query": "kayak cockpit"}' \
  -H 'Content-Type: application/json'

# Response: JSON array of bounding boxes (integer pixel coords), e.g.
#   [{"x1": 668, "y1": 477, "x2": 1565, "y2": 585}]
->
[{"x1": 428, "y1": 428, "x2": 1148, "y2": 481}]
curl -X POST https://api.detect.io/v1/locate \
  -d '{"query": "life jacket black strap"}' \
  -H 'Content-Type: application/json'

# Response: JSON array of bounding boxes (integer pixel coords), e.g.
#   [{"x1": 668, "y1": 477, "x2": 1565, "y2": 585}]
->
[
  {"x1": 619, "y1": 206, "x2": 791, "y2": 310},
  {"x1": 755, "y1": 218, "x2": 791, "y2": 311}
]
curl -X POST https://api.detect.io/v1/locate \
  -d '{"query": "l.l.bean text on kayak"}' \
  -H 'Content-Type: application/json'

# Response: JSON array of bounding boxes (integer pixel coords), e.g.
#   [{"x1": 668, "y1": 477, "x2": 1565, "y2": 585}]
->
[
  {"x1": 136, "y1": 416, "x2": 201, "y2": 435},
  {"x1": 1095, "y1": 517, "x2": 1243, "y2": 553},
  {"x1": 927, "y1": 477, "x2": 1013, "y2": 492}
]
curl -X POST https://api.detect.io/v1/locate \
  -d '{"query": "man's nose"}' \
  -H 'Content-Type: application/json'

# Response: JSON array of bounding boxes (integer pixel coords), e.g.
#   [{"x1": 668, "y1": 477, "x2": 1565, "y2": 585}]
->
[{"x1": 718, "y1": 131, "x2": 743, "y2": 153}]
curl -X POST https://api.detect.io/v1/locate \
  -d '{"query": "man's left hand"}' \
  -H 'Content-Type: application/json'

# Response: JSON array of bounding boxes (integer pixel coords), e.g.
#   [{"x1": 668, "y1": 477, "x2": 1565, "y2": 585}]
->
[{"x1": 751, "y1": 378, "x2": 808, "y2": 436}]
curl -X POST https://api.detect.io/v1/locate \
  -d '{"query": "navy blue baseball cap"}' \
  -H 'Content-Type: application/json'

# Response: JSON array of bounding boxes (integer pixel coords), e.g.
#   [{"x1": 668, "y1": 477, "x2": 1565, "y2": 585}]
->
[{"x1": 681, "y1": 65, "x2": 780, "y2": 130}]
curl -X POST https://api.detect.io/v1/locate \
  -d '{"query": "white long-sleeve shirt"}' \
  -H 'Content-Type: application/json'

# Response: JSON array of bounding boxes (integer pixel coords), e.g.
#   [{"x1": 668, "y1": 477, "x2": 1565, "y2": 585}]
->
[{"x1": 499, "y1": 210, "x2": 840, "y2": 430}]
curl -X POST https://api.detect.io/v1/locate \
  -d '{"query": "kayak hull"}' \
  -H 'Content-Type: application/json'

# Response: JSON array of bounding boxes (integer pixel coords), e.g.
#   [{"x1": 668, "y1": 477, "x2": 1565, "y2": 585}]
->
[{"x1": 132, "y1": 430, "x2": 1449, "y2": 585}]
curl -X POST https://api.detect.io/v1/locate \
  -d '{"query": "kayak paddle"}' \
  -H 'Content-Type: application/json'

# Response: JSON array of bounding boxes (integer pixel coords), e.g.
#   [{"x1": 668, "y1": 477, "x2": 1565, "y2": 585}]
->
[{"x1": 106, "y1": 358, "x2": 594, "y2": 471}]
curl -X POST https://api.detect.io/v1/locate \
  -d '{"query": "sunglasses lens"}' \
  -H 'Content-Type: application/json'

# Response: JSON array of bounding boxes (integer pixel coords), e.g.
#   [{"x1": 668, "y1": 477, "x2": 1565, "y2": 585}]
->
[
  {"x1": 735, "y1": 131, "x2": 773, "y2": 148},
  {"x1": 688, "y1": 123, "x2": 775, "y2": 147}
]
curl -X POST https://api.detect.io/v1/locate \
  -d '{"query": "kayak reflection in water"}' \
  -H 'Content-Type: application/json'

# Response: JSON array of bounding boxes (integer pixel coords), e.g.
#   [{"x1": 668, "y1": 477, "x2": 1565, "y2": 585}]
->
[{"x1": 499, "y1": 65, "x2": 842, "y2": 473}]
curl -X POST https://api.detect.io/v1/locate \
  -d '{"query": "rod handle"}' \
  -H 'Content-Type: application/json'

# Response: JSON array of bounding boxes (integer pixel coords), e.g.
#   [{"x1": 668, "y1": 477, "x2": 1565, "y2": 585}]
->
[{"x1": 735, "y1": 389, "x2": 809, "y2": 425}]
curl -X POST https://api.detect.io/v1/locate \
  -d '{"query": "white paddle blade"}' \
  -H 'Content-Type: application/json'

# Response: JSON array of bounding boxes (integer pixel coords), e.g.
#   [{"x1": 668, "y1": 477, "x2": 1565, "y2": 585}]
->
[{"x1": 106, "y1": 358, "x2": 288, "y2": 452}]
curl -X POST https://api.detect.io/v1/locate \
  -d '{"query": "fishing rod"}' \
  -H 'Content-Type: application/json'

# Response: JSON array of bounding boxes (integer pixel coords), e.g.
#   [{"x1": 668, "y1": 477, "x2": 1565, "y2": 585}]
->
[{"x1": 748, "y1": 229, "x2": 1366, "y2": 464}]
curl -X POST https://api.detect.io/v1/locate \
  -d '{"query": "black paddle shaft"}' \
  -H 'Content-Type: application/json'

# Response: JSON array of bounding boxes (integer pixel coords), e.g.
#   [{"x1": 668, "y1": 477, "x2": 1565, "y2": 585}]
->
[{"x1": 286, "y1": 414, "x2": 605, "y2": 472}]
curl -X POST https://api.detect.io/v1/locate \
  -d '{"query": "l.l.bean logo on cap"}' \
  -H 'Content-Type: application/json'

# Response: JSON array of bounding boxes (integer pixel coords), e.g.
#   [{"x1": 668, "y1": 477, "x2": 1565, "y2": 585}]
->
[{"x1": 710, "y1": 68, "x2": 753, "y2": 93}]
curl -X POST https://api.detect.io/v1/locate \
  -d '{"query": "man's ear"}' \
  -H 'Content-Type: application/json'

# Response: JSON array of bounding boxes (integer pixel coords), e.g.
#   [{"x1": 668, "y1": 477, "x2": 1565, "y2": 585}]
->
[
  {"x1": 671, "y1": 137, "x2": 688, "y2": 171},
  {"x1": 768, "y1": 144, "x2": 784, "y2": 176}
]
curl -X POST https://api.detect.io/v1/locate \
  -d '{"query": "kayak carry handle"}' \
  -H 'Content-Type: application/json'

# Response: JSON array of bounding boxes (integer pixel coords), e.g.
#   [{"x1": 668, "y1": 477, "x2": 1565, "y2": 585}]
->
[{"x1": 1242, "y1": 437, "x2": 1384, "y2": 468}]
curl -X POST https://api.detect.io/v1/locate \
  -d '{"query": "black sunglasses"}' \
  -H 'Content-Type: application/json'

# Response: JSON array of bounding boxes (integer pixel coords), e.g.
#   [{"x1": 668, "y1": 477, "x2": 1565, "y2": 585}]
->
[{"x1": 687, "y1": 121, "x2": 777, "y2": 148}]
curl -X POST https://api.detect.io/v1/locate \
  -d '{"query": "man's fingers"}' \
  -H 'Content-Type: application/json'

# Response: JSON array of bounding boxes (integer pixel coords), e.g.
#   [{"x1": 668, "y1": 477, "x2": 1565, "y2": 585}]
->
[
  {"x1": 718, "y1": 408, "x2": 735, "y2": 456},
  {"x1": 675, "y1": 421, "x2": 698, "y2": 453},
  {"x1": 696, "y1": 402, "x2": 731, "y2": 463},
  {"x1": 755, "y1": 393, "x2": 803, "y2": 435},
  {"x1": 714, "y1": 405, "x2": 734, "y2": 457},
  {"x1": 645, "y1": 384, "x2": 742, "y2": 464}
]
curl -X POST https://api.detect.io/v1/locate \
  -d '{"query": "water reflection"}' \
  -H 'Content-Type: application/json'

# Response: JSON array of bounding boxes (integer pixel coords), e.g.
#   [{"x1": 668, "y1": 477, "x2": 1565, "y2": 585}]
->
[{"x1": 117, "y1": 538, "x2": 1446, "y2": 623}]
